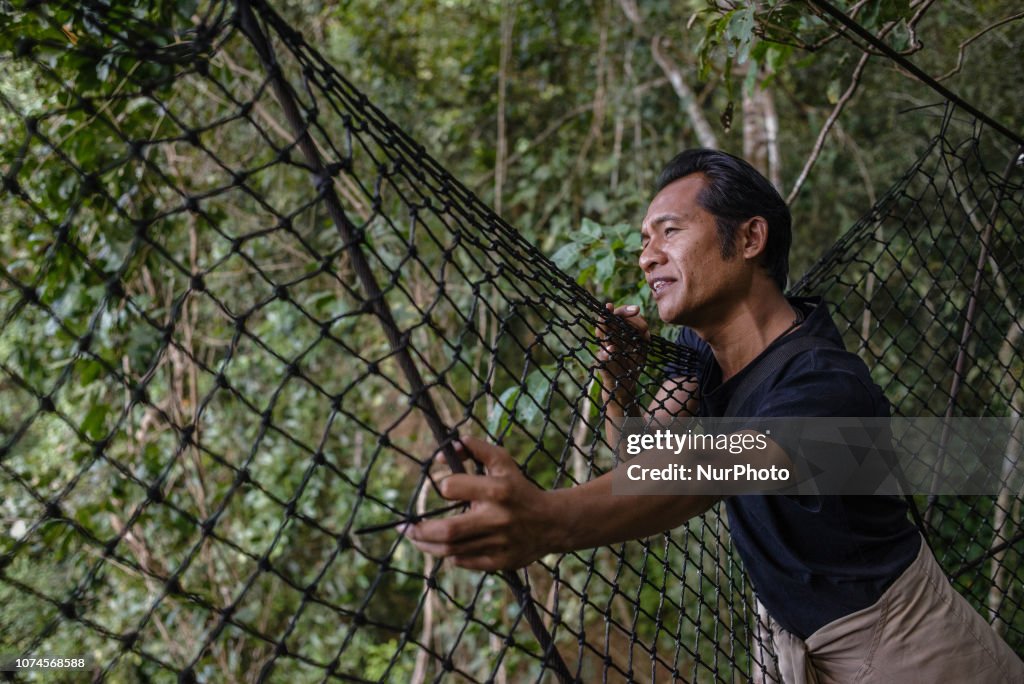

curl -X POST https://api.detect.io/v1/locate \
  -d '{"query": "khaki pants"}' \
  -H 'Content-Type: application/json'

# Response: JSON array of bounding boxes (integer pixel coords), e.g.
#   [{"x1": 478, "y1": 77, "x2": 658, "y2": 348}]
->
[{"x1": 769, "y1": 538, "x2": 1024, "y2": 683}]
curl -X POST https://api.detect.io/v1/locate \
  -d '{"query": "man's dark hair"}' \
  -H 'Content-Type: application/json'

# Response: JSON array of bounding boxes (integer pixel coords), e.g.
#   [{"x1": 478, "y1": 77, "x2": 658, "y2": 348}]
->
[{"x1": 655, "y1": 149, "x2": 791, "y2": 291}]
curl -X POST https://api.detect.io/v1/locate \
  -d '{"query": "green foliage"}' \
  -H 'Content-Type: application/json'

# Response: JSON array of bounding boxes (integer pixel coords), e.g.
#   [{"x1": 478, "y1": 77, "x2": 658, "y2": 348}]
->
[
  {"x1": 551, "y1": 218, "x2": 648, "y2": 307},
  {"x1": 2, "y1": 0, "x2": 1022, "y2": 680},
  {"x1": 359, "y1": 638, "x2": 415, "y2": 682}
]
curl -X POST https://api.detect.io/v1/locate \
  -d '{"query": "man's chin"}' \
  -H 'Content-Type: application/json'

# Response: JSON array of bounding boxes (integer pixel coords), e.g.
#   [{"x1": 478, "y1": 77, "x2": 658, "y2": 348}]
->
[{"x1": 656, "y1": 301, "x2": 687, "y2": 325}]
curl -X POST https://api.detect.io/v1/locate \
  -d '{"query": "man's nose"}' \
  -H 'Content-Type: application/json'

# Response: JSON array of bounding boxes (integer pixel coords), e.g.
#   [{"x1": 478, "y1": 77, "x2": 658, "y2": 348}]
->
[{"x1": 639, "y1": 239, "x2": 664, "y2": 272}]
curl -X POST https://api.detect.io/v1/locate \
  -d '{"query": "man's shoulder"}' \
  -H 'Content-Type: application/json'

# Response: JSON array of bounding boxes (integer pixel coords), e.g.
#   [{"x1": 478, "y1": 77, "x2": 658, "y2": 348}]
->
[
  {"x1": 756, "y1": 341, "x2": 888, "y2": 418},
  {"x1": 673, "y1": 297, "x2": 890, "y2": 417},
  {"x1": 764, "y1": 295, "x2": 887, "y2": 416}
]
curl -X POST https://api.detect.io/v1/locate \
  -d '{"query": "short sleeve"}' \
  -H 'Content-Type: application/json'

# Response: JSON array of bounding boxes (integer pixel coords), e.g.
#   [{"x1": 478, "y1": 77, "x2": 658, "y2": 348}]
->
[
  {"x1": 663, "y1": 327, "x2": 708, "y2": 380},
  {"x1": 742, "y1": 350, "x2": 892, "y2": 504},
  {"x1": 754, "y1": 351, "x2": 886, "y2": 419}
]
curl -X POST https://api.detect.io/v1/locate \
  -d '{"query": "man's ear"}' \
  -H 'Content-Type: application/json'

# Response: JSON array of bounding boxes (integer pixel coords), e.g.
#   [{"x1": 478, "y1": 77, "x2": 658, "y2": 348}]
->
[{"x1": 739, "y1": 216, "x2": 769, "y2": 261}]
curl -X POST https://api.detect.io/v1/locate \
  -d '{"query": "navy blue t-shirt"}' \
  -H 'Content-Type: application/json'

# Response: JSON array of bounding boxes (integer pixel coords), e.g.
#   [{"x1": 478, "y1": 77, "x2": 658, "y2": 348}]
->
[{"x1": 673, "y1": 296, "x2": 920, "y2": 639}]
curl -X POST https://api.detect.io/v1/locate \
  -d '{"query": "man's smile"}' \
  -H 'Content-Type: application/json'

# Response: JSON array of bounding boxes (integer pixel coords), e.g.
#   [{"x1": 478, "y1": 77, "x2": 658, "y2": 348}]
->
[{"x1": 648, "y1": 276, "x2": 677, "y2": 299}]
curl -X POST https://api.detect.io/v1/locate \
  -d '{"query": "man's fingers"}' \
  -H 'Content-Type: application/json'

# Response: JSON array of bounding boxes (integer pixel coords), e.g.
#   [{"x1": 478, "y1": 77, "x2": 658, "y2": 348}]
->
[
  {"x1": 597, "y1": 302, "x2": 648, "y2": 343},
  {"x1": 597, "y1": 303, "x2": 651, "y2": 342},
  {"x1": 457, "y1": 436, "x2": 517, "y2": 474},
  {"x1": 613, "y1": 305, "x2": 650, "y2": 338},
  {"x1": 429, "y1": 437, "x2": 517, "y2": 502},
  {"x1": 432, "y1": 439, "x2": 469, "y2": 467},
  {"x1": 403, "y1": 509, "x2": 512, "y2": 564},
  {"x1": 408, "y1": 536, "x2": 501, "y2": 561},
  {"x1": 615, "y1": 304, "x2": 640, "y2": 317},
  {"x1": 404, "y1": 510, "x2": 489, "y2": 545},
  {"x1": 437, "y1": 472, "x2": 517, "y2": 503},
  {"x1": 452, "y1": 553, "x2": 511, "y2": 572},
  {"x1": 595, "y1": 302, "x2": 616, "y2": 340}
]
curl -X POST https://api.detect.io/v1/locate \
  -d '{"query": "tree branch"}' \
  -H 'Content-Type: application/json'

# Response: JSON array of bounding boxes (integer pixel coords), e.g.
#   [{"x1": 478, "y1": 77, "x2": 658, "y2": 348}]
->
[
  {"x1": 938, "y1": 10, "x2": 1024, "y2": 82},
  {"x1": 786, "y1": 50, "x2": 870, "y2": 204},
  {"x1": 650, "y1": 35, "x2": 718, "y2": 149},
  {"x1": 616, "y1": 0, "x2": 718, "y2": 149}
]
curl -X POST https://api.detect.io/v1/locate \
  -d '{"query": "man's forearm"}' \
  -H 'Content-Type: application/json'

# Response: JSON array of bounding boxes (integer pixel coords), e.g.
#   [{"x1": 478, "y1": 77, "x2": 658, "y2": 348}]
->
[
  {"x1": 405, "y1": 435, "x2": 718, "y2": 571},
  {"x1": 603, "y1": 380, "x2": 697, "y2": 455},
  {"x1": 542, "y1": 469, "x2": 718, "y2": 554},
  {"x1": 602, "y1": 387, "x2": 641, "y2": 450}
]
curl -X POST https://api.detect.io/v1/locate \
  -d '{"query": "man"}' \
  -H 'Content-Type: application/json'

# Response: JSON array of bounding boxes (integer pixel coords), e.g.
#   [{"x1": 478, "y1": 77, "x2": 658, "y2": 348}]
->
[{"x1": 404, "y1": 149, "x2": 1024, "y2": 682}]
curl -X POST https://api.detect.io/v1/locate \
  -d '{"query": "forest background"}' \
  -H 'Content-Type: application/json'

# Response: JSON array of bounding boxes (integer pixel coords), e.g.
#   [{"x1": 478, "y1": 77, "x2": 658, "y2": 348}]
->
[{"x1": 1, "y1": 0, "x2": 1022, "y2": 681}]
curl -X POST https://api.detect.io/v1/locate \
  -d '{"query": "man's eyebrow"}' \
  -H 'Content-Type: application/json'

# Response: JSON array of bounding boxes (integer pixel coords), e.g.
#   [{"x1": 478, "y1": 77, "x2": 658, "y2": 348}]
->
[{"x1": 646, "y1": 212, "x2": 688, "y2": 228}]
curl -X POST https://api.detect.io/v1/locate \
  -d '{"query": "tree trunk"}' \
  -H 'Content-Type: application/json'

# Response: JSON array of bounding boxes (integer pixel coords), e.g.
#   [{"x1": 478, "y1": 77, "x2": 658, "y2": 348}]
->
[
  {"x1": 742, "y1": 63, "x2": 782, "y2": 191},
  {"x1": 651, "y1": 35, "x2": 718, "y2": 149},
  {"x1": 494, "y1": 0, "x2": 515, "y2": 216}
]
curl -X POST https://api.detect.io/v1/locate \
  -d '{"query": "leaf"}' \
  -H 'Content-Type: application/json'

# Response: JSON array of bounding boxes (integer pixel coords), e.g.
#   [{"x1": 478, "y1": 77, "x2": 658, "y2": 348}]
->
[
  {"x1": 826, "y1": 78, "x2": 841, "y2": 105},
  {"x1": 595, "y1": 252, "x2": 616, "y2": 286},
  {"x1": 77, "y1": 359, "x2": 105, "y2": 386},
  {"x1": 725, "y1": 7, "x2": 756, "y2": 45},
  {"x1": 583, "y1": 190, "x2": 608, "y2": 214},
  {"x1": 80, "y1": 403, "x2": 109, "y2": 440},
  {"x1": 519, "y1": 366, "x2": 554, "y2": 425},
  {"x1": 304, "y1": 291, "x2": 338, "y2": 314},
  {"x1": 863, "y1": 0, "x2": 911, "y2": 27},
  {"x1": 550, "y1": 242, "x2": 580, "y2": 270},
  {"x1": 766, "y1": 44, "x2": 792, "y2": 73},
  {"x1": 577, "y1": 217, "x2": 602, "y2": 244},
  {"x1": 487, "y1": 385, "x2": 520, "y2": 436}
]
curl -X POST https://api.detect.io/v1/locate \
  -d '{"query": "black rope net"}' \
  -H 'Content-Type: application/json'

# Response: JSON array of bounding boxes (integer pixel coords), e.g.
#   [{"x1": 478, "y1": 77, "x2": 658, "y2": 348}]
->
[
  {"x1": 791, "y1": 108, "x2": 1024, "y2": 651},
  {"x1": 0, "y1": 1, "x2": 1020, "y2": 682}
]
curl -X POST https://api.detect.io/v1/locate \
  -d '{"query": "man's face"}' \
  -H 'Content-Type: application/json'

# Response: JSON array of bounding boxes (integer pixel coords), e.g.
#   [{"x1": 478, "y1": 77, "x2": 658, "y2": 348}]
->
[{"x1": 640, "y1": 173, "x2": 747, "y2": 326}]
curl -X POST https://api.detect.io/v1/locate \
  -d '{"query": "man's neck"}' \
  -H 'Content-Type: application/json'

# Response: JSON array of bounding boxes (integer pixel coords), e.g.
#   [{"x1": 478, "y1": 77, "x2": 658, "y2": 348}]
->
[{"x1": 694, "y1": 289, "x2": 798, "y2": 382}]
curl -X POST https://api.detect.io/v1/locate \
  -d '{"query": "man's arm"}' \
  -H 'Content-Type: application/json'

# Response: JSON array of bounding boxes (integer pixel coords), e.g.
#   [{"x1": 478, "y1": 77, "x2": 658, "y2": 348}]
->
[
  {"x1": 647, "y1": 376, "x2": 700, "y2": 423},
  {"x1": 403, "y1": 436, "x2": 718, "y2": 571},
  {"x1": 405, "y1": 308, "x2": 706, "y2": 571},
  {"x1": 603, "y1": 377, "x2": 698, "y2": 447},
  {"x1": 596, "y1": 303, "x2": 699, "y2": 446}
]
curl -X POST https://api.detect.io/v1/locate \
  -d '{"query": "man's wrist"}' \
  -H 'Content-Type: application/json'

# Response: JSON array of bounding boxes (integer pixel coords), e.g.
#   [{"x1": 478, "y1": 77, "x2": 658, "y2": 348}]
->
[
  {"x1": 539, "y1": 488, "x2": 577, "y2": 555},
  {"x1": 602, "y1": 386, "x2": 636, "y2": 411}
]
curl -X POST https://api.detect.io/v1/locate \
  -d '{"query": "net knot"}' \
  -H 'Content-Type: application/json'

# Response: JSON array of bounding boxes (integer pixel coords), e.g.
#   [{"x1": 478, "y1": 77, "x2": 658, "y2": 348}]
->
[
  {"x1": 59, "y1": 601, "x2": 77, "y2": 619},
  {"x1": 121, "y1": 631, "x2": 139, "y2": 650},
  {"x1": 3, "y1": 176, "x2": 22, "y2": 196},
  {"x1": 105, "y1": 277, "x2": 125, "y2": 300},
  {"x1": 147, "y1": 484, "x2": 164, "y2": 504}
]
